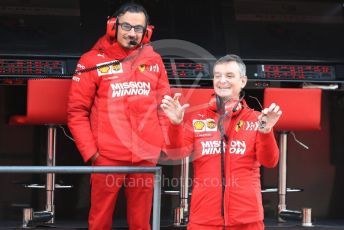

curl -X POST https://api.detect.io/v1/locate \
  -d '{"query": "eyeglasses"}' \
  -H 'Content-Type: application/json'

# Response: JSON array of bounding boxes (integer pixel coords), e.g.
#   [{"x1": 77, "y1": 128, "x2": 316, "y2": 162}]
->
[{"x1": 118, "y1": 22, "x2": 145, "y2": 33}]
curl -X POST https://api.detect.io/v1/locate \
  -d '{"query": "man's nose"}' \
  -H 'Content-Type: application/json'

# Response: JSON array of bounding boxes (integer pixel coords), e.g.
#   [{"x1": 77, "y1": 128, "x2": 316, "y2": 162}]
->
[
  {"x1": 128, "y1": 28, "x2": 136, "y2": 36},
  {"x1": 219, "y1": 75, "x2": 228, "y2": 83}
]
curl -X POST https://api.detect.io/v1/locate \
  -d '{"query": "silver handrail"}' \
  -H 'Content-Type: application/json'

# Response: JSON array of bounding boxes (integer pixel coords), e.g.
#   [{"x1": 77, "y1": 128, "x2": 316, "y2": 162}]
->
[{"x1": 0, "y1": 166, "x2": 162, "y2": 230}]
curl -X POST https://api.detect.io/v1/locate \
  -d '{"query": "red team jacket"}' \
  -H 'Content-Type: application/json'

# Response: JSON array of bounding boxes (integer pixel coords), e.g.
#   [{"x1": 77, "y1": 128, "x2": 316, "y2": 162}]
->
[
  {"x1": 167, "y1": 100, "x2": 279, "y2": 226},
  {"x1": 67, "y1": 37, "x2": 171, "y2": 163}
]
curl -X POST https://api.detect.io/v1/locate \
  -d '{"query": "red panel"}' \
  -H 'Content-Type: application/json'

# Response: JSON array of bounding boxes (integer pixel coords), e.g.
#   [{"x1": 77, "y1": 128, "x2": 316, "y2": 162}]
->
[
  {"x1": 263, "y1": 88, "x2": 322, "y2": 131},
  {"x1": 171, "y1": 88, "x2": 214, "y2": 120},
  {"x1": 10, "y1": 79, "x2": 71, "y2": 125},
  {"x1": 11, "y1": 84, "x2": 212, "y2": 126}
]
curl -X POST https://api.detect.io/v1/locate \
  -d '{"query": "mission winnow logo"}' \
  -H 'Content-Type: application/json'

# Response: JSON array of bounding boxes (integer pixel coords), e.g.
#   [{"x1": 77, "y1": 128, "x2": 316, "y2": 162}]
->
[{"x1": 110, "y1": 81, "x2": 151, "y2": 98}]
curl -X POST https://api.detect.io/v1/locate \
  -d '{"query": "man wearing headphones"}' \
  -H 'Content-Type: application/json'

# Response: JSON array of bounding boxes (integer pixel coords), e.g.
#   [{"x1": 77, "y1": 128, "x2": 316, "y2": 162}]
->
[
  {"x1": 67, "y1": 2, "x2": 170, "y2": 230},
  {"x1": 161, "y1": 54, "x2": 282, "y2": 230}
]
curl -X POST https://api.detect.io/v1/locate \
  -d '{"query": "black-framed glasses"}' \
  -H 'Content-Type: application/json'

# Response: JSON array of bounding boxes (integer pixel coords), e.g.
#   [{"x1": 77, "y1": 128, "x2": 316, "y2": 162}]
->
[{"x1": 118, "y1": 22, "x2": 145, "y2": 33}]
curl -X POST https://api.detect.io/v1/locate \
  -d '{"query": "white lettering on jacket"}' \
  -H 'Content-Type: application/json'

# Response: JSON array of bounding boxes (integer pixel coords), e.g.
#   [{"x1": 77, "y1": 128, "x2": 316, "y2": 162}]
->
[
  {"x1": 201, "y1": 140, "x2": 225, "y2": 155},
  {"x1": 149, "y1": 64, "x2": 159, "y2": 72},
  {"x1": 110, "y1": 81, "x2": 151, "y2": 97},
  {"x1": 229, "y1": 140, "x2": 246, "y2": 155},
  {"x1": 245, "y1": 121, "x2": 259, "y2": 131},
  {"x1": 72, "y1": 76, "x2": 80, "y2": 82},
  {"x1": 75, "y1": 63, "x2": 85, "y2": 76}
]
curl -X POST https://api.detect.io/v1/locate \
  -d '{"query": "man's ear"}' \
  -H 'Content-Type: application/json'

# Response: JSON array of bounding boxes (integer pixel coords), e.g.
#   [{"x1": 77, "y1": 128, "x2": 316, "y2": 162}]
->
[{"x1": 241, "y1": 76, "x2": 248, "y2": 88}]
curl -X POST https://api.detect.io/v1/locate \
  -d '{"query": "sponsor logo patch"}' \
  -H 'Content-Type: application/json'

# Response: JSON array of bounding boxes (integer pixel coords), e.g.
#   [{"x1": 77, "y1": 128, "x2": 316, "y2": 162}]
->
[
  {"x1": 110, "y1": 81, "x2": 151, "y2": 98},
  {"x1": 207, "y1": 119, "x2": 216, "y2": 129},
  {"x1": 138, "y1": 64, "x2": 146, "y2": 72},
  {"x1": 97, "y1": 60, "x2": 123, "y2": 76},
  {"x1": 201, "y1": 140, "x2": 225, "y2": 155},
  {"x1": 229, "y1": 140, "x2": 246, "y2": 155},
  {"x1": 193, "y1": 119, "x2": 217, "y2": 132},
  {"x1": 235, "y1": 120, "x2": 244, "y2": 132},
  {"x1": 112, "y1": 63, "x2": 121, "y2": 72},
  {"x1": 98, "y1": 66, "x2": 110, "y2": 74},
  {"x1": 245, "y1": 121, "x2": 259, "y2": 131},
  {"x1": 72, "y1": 76, "x2": 80, "y2": 82},
  {"x1": 148, "y1": 63, "x2": 159, "y2": 72}
]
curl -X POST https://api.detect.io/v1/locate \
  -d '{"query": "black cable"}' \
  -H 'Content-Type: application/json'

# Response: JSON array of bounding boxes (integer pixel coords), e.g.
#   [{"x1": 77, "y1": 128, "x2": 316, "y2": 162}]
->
[
  {"x1": 218, "y1": 113, "x2": 228, "y2": 218},
  {"x1": 217, "y1": 90, "x2": 245, "y2": 225}
]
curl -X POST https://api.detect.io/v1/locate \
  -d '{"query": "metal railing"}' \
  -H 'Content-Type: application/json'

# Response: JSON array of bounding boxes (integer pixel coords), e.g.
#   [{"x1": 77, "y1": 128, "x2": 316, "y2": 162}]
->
[{"x1": 0, "y1": 166, "x2": 162, "y2": 230}]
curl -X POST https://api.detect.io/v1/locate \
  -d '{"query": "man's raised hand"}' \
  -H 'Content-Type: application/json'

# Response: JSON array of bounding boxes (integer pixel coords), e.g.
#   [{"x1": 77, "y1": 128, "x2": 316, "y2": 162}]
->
[{"x1": 161, "y1": 93, "x2": 190, "y2": 125}]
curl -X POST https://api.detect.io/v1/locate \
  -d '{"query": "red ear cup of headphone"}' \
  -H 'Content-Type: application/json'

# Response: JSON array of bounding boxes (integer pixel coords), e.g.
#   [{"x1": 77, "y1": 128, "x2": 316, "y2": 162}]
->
[
  {"x1": 106, "y1": 17, "x2": 117, "y2": 38},
  {"x1": 208, "y1": 96, "x2": 217, "y2": 111},
  {"x1": 141, "y1": 25, "x2": 154, "y2": 44},
  {"x1": 106, "y1": 17, "x2": 154, "y2": 44}
]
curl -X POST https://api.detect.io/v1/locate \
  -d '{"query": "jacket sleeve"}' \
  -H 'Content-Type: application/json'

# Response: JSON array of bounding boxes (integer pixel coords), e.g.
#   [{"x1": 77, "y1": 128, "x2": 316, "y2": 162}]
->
[
  {"x1": 164, "y1": 120, "x2": 195, "y2": 160},
  {"x1": 255, "y1": 130, "x2": 279, "y2": 168},
  {"x1": 67, "y1": 54, "x2": 99, "y2": 162},
  {"x1": 155, "y1": 56, "x2": 172, "y2": 152}
]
